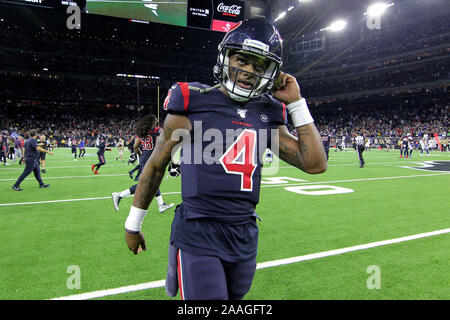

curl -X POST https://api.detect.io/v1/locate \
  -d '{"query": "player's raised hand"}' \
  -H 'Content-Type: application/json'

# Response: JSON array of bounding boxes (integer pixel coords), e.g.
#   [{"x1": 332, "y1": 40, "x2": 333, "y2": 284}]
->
[
  {"x1": 125, "y1": 231, "x2": 147, "y2": 255},
  {"x1": 271, "y1": 71, "x2": 302, "y2": 105}
]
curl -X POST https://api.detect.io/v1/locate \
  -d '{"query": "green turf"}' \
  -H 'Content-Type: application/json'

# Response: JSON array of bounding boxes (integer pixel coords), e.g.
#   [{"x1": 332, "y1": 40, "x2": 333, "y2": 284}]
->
[
  {"x1": 87, "y1": 0, "x2": 188, "y2": 27},
  {"x1": 0, "y1": 147, "x2": 449, "y2": 300}
]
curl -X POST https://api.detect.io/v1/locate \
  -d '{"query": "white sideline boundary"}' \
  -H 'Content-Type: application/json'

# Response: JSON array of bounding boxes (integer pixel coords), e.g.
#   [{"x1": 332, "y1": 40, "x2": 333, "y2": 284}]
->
[{"x1": 50, "y1": 228, "x2": 450, "y2": 300}]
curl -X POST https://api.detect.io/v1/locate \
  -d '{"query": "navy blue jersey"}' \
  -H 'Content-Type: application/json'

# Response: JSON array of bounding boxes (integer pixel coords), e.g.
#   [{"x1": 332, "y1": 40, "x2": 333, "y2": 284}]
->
[
  {"x1": 164, "y1": 82, "x2": 287, "y2": 221},
  {"x1": 321, "y1": 135, "x2": 330, "y2": 147},
  {"x1": 97, "y1": 141, "x2": 106, "y2": 155},
  {"x1": 401, "y1": 137, "x2": 408, "y2": 147},
  {"x1": 139, "y1": 127, "x2": 161, "y2": 164},
  {"x1": 24, "y1": 137, "x2": 39, "y2": 159}
]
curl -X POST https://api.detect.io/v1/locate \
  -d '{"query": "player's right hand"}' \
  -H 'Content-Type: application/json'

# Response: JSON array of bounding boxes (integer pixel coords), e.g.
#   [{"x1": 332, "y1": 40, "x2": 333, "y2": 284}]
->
[{"x1": 125, "y1": 231, "x2": 147, "y2": 255}]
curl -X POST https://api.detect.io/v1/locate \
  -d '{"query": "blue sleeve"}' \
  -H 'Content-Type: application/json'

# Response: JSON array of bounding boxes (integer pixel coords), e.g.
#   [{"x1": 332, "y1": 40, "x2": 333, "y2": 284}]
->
[{"x1": 269, "y1": 97, "x2": 288, "y2": 126}]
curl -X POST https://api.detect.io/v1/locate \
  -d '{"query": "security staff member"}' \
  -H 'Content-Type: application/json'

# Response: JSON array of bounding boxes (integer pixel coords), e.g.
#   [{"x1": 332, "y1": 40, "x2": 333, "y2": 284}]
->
[
  {"x1": 355, "y1": 133, "x2": 365, "y2": 168},
  {"x1": 12, "y1": 130, "x2": 53, "y2": 191}
]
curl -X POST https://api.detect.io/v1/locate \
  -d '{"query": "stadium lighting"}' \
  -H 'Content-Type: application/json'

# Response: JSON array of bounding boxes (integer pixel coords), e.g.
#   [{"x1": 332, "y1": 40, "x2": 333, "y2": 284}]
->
[
  {"x1": 116, "y1": 74, "x2": 160, "y2": 79},
  {"x1": 274, "y1": 11, "x2": 286, "y2": 22},
  {"x1": 324, "y1": 20, "x2": 347, "y2": 32},
  {"x1": 365, "y1": 3, "x2": 394, "y2": 17}
]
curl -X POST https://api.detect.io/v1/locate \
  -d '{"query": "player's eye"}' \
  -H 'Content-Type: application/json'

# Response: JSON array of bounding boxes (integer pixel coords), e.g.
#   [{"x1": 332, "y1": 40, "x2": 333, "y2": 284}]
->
[
  {"x1": 237, "y1": 57, "x2": 247, "y2": 65},
  {"x1": 254, "y1": 64, "x2": 266, "y2": 73}
]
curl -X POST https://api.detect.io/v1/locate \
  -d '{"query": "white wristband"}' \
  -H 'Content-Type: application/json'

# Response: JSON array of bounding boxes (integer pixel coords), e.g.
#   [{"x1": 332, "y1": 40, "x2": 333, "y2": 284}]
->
[
  {"x1": 125, "y1": 206, "x2": 147, "y2": 232},
  {"x1": 286, "y1": 98, "x2": 314, "y2": 127}
]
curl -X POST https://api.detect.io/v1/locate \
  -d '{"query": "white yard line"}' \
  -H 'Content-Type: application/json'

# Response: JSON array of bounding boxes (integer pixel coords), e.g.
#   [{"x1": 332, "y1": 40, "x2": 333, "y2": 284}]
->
[
  {"x1": 0, "y1": 192, "x2": 182, "y2": 207},
  {"x1": 50, "y1": 228, "x2": 450, "y2": 300},
  {"x1": 1, "y1": 172, "x2": 448, "y2": 207},
  {"x1": 0, "y1": 173, "x2": 129, "y2": 181},
  {"x1": 0, "y1": 164, "x2": 128, "y2": 171}
]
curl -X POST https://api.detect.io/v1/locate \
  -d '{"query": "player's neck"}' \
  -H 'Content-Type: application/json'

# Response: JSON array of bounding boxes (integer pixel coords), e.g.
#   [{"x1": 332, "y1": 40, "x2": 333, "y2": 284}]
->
[{"x1": 219, "y1": 86, "x2": 249, "y2": 107}]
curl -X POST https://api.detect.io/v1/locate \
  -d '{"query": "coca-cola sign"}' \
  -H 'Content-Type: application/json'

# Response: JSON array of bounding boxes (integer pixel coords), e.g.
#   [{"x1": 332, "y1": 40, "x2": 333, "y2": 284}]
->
[
  {"x1": 187, "y1": 0, "x2": 245, "y2": 31},
  {"x1": 216, "y1": 2, "x2": 242, "y2": 16}
]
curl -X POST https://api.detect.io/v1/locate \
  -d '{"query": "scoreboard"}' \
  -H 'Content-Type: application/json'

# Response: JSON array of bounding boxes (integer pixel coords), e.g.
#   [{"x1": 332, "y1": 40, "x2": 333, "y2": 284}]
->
[
  {"x1": 1, "y1": 0, "x2": 245, "y2": 32},
  {"x1": 1, "y1": 0, "x2": 86, "y2": 11}
]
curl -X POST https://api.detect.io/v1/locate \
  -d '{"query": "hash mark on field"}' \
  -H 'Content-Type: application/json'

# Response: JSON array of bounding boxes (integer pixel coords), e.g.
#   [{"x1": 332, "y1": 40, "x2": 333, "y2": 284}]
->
[{"x1": 49, "y1": 228, "x2": 450, "y2": 300}]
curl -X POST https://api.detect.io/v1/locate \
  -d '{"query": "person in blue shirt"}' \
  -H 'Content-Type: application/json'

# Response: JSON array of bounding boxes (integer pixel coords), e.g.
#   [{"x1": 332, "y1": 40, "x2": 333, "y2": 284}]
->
[
  {"x1": 78, "y1": 138, "x2": 86, "y2": 158},
  {"x1": 12, "y1": 129, "x2": 53, "y2": 191}
]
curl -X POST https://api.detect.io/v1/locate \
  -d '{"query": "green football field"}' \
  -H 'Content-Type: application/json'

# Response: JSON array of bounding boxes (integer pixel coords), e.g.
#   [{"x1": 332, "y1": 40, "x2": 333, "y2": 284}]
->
[
  {"x1": 0, "y1": 147, "x2": 449, "y2": 300},
  {"x1": 86, "y1": 0, "x2": 188, "y2": 27}
]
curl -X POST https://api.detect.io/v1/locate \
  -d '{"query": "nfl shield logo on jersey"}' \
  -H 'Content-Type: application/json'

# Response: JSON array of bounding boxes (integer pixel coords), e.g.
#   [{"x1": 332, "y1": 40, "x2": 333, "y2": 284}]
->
[{"x1": 237, "y1": 109, "x2": 248, "y2": 119}]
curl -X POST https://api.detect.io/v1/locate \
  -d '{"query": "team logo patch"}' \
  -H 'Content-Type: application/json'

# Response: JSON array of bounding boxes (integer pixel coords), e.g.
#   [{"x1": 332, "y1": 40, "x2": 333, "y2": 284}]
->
[
  {"x1": 237, "y1": 109, "x2": 248, "y2": 119},
  {"x1": 401, "y1": 161, "x2": 450, "y2": 172},
  {"x1": 260, "y1": 114, "x2": 269, "y2": 122}
]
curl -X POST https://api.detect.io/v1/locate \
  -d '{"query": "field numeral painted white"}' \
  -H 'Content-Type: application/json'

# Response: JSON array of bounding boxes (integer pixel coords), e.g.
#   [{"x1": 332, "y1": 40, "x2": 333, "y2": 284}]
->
[
  {"x1": 285, "y1": 185, "x2": 354, "y2": 195},
  {"x1": 261, "y1": 177, "x2": 307, "y2": 184}
]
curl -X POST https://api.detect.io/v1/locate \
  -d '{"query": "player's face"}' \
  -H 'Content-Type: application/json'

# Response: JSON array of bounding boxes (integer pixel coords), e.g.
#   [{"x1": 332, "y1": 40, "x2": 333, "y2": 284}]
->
[{"x1": 228, "y1": 52, "x2": 268, "y2": 90}]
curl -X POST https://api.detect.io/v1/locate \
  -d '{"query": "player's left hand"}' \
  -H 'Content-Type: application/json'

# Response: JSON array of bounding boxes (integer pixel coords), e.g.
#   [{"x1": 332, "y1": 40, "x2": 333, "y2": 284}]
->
[
  {"x1": 125, "y1": 231, "x2": 147, "y2": 255},
  {"x1": 271, "y1": 71, "x2": 302, "y2": 105}
]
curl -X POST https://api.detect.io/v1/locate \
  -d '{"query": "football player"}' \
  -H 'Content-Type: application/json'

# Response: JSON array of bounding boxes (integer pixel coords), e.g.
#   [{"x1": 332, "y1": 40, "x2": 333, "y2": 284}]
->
[
  {"x1": 115, "y1": 137, "x2": 125, "y2": 163},
  {"x1": 91, "y1": 135, "x2": 111, "y2": 174},
  {"x1": 0, "y1": 132, "x2": 8, "y2": 166},
  {"x1": 69, "y1": 136, "x2": 77, "y2": 161},
  {"x1": 420, "y1": 134, "x2": 431, "y2": 156},
  {"x1": 78, "y1": 137, "x2": 86, "y2": 158},
  {"x1": 400, "y1": 135, "x2": 409, "y2": 158},
  {"x1": 38, "y1": 134, "x2": 48, "y2": 173},
  {"x1": 126, "y1": 135, "x2": 141, "y2": 178},
  {"x1": 320, "y1": 129, "x2": 331, "y2": 160},
  {"x1": 122, "y1": 18, "x2": 327, "y2": 300},
  {"x1": 111, "y1": 114, "x2": 174, "y2": 213},
  {"x1": 407, "y1": 135, "x2": 414, "y2": 158}
]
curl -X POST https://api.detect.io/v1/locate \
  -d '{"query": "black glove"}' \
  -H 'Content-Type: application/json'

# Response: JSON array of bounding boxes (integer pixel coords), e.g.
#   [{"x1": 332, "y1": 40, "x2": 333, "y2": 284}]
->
[{"x1": 167, "y1": 161, "x2": 181, "y2": 178}]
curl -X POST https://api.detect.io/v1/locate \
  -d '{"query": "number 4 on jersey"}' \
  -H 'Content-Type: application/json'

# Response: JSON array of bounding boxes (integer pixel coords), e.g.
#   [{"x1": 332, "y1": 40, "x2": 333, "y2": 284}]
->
[{"x1": 219, "y1": 129, "x2": 257, "y2": 191}]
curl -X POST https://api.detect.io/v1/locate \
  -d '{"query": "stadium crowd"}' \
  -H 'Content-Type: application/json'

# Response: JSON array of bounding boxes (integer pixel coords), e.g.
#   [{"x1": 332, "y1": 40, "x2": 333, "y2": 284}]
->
[
  {"x1": 0, "y1": 1, "x2": 448, "y2": 155},
  {"x1": 1, "y1": 91, "x2": 448, "y2": 152}
]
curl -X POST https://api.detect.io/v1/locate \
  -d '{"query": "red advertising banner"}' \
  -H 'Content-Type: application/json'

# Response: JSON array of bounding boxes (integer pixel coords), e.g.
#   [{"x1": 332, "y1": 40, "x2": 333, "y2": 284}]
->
[{"x1": 211, "y1": 19, "x2": 240, "y2": 32}]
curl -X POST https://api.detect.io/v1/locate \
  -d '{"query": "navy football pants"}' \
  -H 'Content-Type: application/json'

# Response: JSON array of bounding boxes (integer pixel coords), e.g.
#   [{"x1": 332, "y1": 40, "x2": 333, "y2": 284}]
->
[
  {"x1": 166, "y1": 244, "x2": 256, "y2": 300},
  {"x1": 13, "y1": 158, "x2": 44, "y2": 187}
]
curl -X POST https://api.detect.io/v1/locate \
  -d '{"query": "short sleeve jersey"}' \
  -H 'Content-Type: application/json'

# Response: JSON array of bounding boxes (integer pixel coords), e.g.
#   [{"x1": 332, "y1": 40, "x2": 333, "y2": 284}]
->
[
  {"x1": 164, "y1": 82, "x2": 287, "y2": 220},
  {"x1": 139, "y1": 127, "x2": 161, "y2": 165}
]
